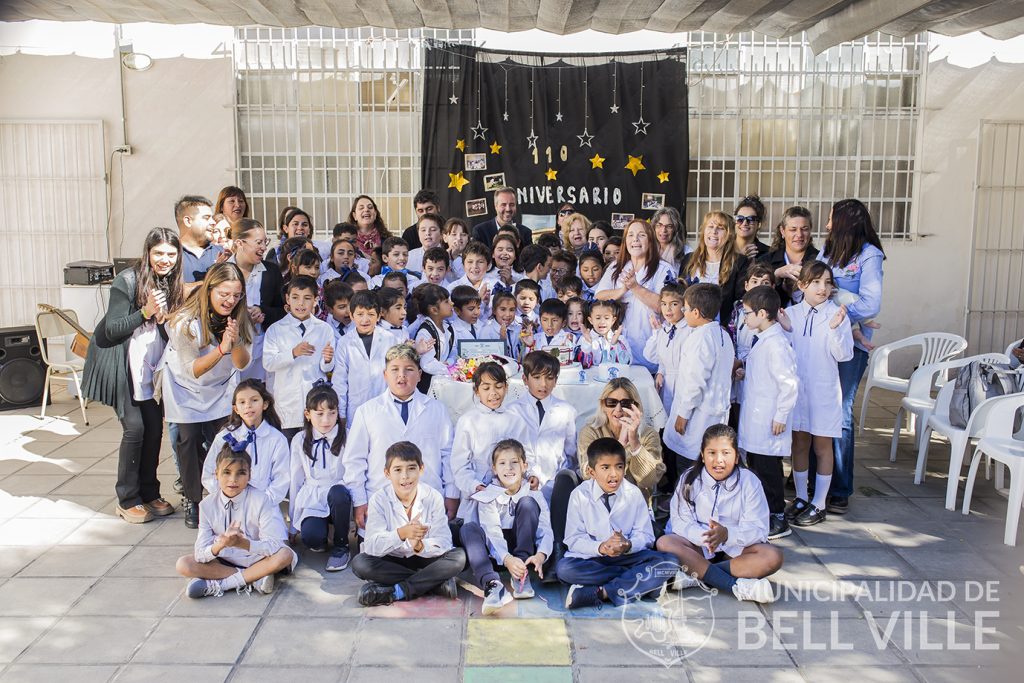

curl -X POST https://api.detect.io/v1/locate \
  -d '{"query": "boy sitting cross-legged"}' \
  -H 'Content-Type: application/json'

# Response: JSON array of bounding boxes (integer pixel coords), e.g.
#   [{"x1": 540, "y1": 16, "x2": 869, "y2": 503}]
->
[
  {"x1": 351, "y1": 441, "x2": 467, "y2": 606},
  {"x1": 558, "y1": 437, "x2": 677, "y2": 608}
]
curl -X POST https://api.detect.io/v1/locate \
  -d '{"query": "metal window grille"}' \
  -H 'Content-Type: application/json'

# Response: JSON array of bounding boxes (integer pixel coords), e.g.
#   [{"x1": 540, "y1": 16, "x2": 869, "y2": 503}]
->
[
  {"x1": 233, "y1": 29, "x2": 924, "y2": 242},
  {"x1": 966, "y1": 120, "x2": 1024, "y2": 355}
]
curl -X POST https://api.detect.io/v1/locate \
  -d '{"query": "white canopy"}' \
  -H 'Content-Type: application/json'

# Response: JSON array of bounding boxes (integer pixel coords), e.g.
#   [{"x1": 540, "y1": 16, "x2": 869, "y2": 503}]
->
[{"x1": 2, "y1": 0, "x2": 1024, "y2": 52}]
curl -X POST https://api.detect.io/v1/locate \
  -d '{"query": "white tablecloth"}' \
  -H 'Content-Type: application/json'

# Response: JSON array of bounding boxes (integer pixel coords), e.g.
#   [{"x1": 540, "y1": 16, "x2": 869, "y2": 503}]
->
[{"x1": 428, "y1": 365, "x2": 666, "y2": 431}]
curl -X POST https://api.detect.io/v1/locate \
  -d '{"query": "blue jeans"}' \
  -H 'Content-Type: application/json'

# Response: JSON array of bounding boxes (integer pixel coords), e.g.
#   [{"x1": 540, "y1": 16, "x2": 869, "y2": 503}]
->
[
  {"x1": 460, "y1": 497, "x2": 540, "y2": 588},
  {"x1": 299, "y1": 484, "x2": 352, "y2": 551},
  {"x1": 832, "y1": 347, "x2": 870, "y2": 498},
  {"x1": 556, "y1": 549, "x2": 677, "y2": 606}
]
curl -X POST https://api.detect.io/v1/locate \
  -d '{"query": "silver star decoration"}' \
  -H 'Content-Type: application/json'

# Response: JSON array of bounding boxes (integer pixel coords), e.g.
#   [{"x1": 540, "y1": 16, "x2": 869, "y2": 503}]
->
[
  {"x1": 632, "y1": 116, "x2": 650, "y2": 135},
  {"x1": 577, "y1": 128, "x2": 594, "y2": 148},
  {"x1": 610, "y1": 103, "x2": 619, "y2": 114},
  {"x1": 526, "y1": 130, "x2": 538, "y2": 150},
  {"x1": 555, "y1": 112, "x2": 563, "y2": 122},
  {"x1": 503, "y1": 111, "x2": 509, "y2": 121},
  {"x1": 449, "y1": 94, "x2": 459, "y2": 104},
  {"x1": 471, "y1": 120, "x2": 488, "y2": 140}
]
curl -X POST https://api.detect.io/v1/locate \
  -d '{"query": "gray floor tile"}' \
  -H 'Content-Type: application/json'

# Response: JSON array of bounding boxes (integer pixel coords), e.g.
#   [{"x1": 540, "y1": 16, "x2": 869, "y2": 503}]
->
[
  {"x1": 351, "y1": 619, "x2": 462, "y2": 667},
  {"x1": 0, "y1": 577, "x2": 95, "y2": 616},
  {"x1": 230, "y1": 666, "x2": 345, "y2": 683},
  {"x1": 20, "y1": 545, "x2": 132, "y2": 577},
  {"x1": 0, "y1": 617, "x2": 56, "y2": 663},
  {"x1": 131, "y1": 617, "x2": 260, "y2": 664},
  {"x1": 68, "y1": 577, "x2": 183, "y2": 617},
  {"x1": 18, "y1": 615, "x2": 158, "y2": 664},
  {"x1": 112, "y1": 664, "x2": 232, "y2": 683},
  {"x1": 0, "y1": 664, "x2": 118, "y2": 682},
  {"x1": 240, "y1": 617, "x2": 359, "y2": 665}
]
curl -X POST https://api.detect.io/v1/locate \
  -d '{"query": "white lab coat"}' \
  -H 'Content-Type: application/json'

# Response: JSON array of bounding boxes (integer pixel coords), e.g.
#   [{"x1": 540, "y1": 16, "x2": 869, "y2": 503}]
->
[
  {"x1": 563, "y1": 479, "x2": 654, "y2": 559},
  {"x1": 262, "y1": 314, "x2": 336, "y2": 429},
  {"x1": 362, "y1": 483, "x2": 453, "y2": 558},
  {"x1": 508, "y1": 393, "x2": 577, "y2": 493},
  {"x1": 201, "y1": 420, "x2": 290, "y2": 505},
  {"x1": 643, "y1": 321, "x2": 691, "y2": 414},
  {"x1": 288, "y1": 426, "x2": 346, "y2": 530},
  {"x1": 332, "y1": 326, "x2": 401, "y2": 421},
  {"x1": 785, "y1": 299, "x2": 855, "y2": 437},
  {"x1": 472, "y1": 484, "x2": 554, "y2": 563},
  {"x1": 161, "y1": 318, "x2": 252, "y2": 424},
  {"x1": 343, "y1": 389, "x2": 458, "y2": 508},
  {"x1": 668, "y1": 467, "x2": 769, "y2": 559},
  {"x1": 664, "y1": 322, "x2": 735, "y2": 460},
  {"x1": 194, "y1": 486, "x2": 297, "y2": 571},
  {"x1": 593, "y1": 259, "x2": 676, "y2": 371},
  {"x1": 452, "y1": 402, "x2": 535, "y2": 518},
  {"x1": 738, "y1": 323, "x2": 799, "y2": 456}
]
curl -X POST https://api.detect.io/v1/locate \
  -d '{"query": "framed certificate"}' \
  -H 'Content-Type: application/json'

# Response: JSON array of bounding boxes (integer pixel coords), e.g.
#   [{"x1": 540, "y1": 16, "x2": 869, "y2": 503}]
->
[{"x1": 457, "y1": 339, "x2": 506, "y2": 359}]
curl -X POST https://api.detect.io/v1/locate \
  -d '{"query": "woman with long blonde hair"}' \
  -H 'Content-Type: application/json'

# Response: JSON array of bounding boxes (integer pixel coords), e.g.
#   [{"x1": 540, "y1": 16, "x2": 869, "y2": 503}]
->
[
  {"x1": 162, "y1": 262, "x2": 254, "y2": 528},
  {"x1": 680, "y1": 211, "x2": 749, "y2": 324}
]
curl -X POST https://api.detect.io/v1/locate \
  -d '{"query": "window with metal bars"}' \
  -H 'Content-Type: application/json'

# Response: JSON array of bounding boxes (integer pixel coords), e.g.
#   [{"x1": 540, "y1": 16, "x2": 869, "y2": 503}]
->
[{"x1": 233, "y1": 28, "x2": 923, "y2": 242}]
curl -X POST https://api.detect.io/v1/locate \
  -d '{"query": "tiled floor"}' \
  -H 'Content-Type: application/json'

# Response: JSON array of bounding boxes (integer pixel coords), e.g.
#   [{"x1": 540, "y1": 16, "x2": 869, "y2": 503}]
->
[{"x1": 0, "y1": 386, "x2": 1021, "y2": 682}]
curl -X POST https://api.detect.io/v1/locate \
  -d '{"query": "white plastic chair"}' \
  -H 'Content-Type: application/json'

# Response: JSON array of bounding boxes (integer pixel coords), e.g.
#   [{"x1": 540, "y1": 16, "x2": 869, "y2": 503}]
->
[
  {"x1": 889, "y1": 353, "x2": 1009, "y2": 463},
  {"x1": 915, "y1": 379, "x2": 1022, "y2": 510},
  {"x1": 1004, "y1": 339, "x2": 1023, "y2": 369},
  {"x1": 34, "y1": 308, "x2": 89, "y2": 425},
  {"x1": 859, "y1": 333, "x2": 967, "y2": 435},
  {"x1": 961, "y1": 393, "x2": 1024, "y2": 546}
]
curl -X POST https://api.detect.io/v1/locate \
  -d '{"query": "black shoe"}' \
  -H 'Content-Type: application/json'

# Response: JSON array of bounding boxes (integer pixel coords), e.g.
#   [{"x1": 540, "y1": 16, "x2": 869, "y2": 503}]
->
[
  {"x1": 793, "y1": 504, "x2": 827, "y2": 527},
  {"x1": 767, "y1": 513, "x2": 791, "y2": 540},
  {"x1": 358, "y1": 582, "x2": 396, "y2": 607},
  {"x1": 784, "y1": 498, "x2": 809, "y2": 522},
  {"x1": 183, "y1": 499, "x2": 199, "y2": 529},
  {"x1": 431, "y1": 577, "x2": 458, "y2": 600},
  {"x1": 173, "y1": 478, "x2": 184, "y2": 494},
  {"x1": 826, "y1": 496, "x2": 849, "y2": 515}
]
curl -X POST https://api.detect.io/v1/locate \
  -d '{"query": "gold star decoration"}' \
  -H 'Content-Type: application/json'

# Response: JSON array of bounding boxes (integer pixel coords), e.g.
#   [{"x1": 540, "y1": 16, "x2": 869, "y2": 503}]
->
[
  {"x1": 545, "y1": 167, "x2": 558, "y2": 181},
  {"x1": 489, "y1": 141, "x2": 502, "y2": 155},
  {"x1": 448, "y1": 171, "x2": 469, "y2": 192},
  {"x1": 657, "y1": 171, "x2": 670, "y2": 184},
  {"x1": 455, "y1": 139, "x2": 465, "y2": 152},
  {"x1": 589, "y1": 153, "x2": 606, "y2": 169},
  {"x1": 625, "y1": 155, "x2": 646, "y2": 176}
]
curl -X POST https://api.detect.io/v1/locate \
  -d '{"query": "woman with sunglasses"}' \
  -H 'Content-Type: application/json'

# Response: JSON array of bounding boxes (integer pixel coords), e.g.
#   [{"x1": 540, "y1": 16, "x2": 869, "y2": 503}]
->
[
  {"x1": 555, "y1": 203, "x2": 576, "y2": 245},
  {"x1": 547, "y1": 378, "x2": 666, "y2": 562},
  {"x1": 734, "y1": 195, "x2": 770, "y2": 260}
]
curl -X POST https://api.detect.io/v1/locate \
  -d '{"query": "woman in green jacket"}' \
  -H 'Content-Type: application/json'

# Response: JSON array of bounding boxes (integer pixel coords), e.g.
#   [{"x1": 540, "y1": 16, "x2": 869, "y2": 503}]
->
[{"x1": 82, "y1": 227, "x2": 185, "y2": 524}]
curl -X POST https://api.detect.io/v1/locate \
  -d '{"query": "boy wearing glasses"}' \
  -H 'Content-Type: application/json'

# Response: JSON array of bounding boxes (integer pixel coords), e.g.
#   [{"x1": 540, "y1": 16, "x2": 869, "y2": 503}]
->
[
  {"x1": 664, "y1": 284, "x2": 735, "y2": 471},
  {"x1": 737, "y1": 286, "x2": 799, "y2": 540}
]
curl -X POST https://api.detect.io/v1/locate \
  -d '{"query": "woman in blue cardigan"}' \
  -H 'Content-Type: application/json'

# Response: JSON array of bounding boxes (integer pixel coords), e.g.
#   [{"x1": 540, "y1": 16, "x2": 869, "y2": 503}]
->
[
  {"x1": 819, "y1": 199, "x2": 885, "y2": 515},
  {"x1": 82, "y1": 228, "x2": 185, "y2": 524}
]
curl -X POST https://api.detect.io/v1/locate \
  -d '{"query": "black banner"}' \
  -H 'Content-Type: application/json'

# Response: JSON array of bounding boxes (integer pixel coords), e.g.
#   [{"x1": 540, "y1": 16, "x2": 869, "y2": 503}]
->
[{"x1": 422, "y1": 42, "x2": 688, "y2": 231}]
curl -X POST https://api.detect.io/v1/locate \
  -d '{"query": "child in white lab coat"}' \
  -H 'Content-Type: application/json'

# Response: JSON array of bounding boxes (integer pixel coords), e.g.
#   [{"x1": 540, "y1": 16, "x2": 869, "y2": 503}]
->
[
  {"x1": 657, "y1": 424, "x2": 782, "y2": 603},
  {"x1": 784, "y1": 261, "x2": 854, "y2": 527},
  {"x1": 736, "y1": 286, "x2": 799, "y2": 540},
  {"x1": 350, "y1": 441, "x2": 467, "y2": 605},
  {"x1": 332, "y1": 290, "x2": 401, "y2": 425}
]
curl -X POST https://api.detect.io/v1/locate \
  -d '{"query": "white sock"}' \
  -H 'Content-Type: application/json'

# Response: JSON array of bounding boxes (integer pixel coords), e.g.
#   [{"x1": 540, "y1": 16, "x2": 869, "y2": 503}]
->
[
  {"x1": 219, "y1": 570, "x2": 246, "y2": 591},
  {"x1": 793, "y1": 470, "x2": 809, "y2": 502},
  {"x1": 812, "y1": 474, "x2": 832, "y2": 510}
]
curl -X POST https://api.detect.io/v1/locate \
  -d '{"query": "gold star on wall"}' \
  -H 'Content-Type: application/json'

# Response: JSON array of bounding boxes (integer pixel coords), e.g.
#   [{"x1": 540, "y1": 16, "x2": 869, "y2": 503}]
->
[
  {"x1": 545, "y1": 167, "x2": 558, "y2": 181},
  {"x1": 589, "y1": 153, "x2": 606, "y2": 169},
  {"x1": 625, "y1": 155, "x2": 646, "y2": 176},
  {"x1": 489, "y1": 141, "x2": 502, "y2": 155},
  {"x1": 448, "y1": 171, "x2": 469, "y2": 191},
  {"x1": 657, "y1": 171, "x2": 670, "y2": 183},
  {"x1": 455, "y1": 139, "x2": 465, "y2": 152}
]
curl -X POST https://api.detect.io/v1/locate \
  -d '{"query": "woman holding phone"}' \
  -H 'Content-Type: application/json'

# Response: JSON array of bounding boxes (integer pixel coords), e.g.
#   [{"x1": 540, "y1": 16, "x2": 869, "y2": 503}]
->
[{"x1": 83, "y1": 228, "x2": 185, "y2": 524}]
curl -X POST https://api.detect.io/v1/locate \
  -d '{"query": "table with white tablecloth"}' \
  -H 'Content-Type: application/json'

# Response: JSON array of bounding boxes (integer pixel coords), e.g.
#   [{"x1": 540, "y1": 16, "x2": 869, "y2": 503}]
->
[{"x1": 427, "y1": 364, "x2": 666, "y2": 430}]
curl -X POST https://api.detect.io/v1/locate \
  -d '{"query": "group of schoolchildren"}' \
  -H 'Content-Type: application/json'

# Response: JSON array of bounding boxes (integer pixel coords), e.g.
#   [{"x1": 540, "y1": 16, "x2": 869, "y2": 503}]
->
[{"x1": 177, "y1": 213, "x2": 855, "y2": 613}]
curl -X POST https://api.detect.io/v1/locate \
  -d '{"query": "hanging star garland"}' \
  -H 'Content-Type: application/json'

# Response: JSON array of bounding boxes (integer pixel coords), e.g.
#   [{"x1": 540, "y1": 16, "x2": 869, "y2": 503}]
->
[
  {"x1": 471, "y1": 121, "x2": 488, "y2": 141},
  {"x1": 578, "y1": 65, "x2": 593, "y2": 148},
  {"x1": 625, "y1": 155, "x2": 646, "y2": 176},
  {"x1": 448, "y1": 171, "x2": 469, "y2": 191},
  {"x1": 657, "y1": 171, "x2": 670, "y2": 183},
  {"x1": 632, "y1": 63, "x2": 648, "y2": 135},
  {"x1": 632, "y1": 117, "x2": 650, "y2": 135},
  {"x1": 489, "y1": 141, "x2": 502, "y2": 155},
  {"x1": 555, "y1": 113, "x2": 563, "y2": 122},
  {"x1": 589, "y1": 153, "x2": 605, "y2": 169},
  {"x1": 545, "y1": 168, "x2": 558, "y2": 181},
  {"x1": 526, "y1": 130, "x2": 538, "y2": 151},
  {"x1": 577, "y1": 129, "x2": 594, "y2": 148},
  {"x1": 449, "y1": 94, "x2": 459, "y2": 105},
  {"x1": 455, "y1": 139, "x2": 466, "y2": 152},
  {"x1": 609, "y1": 62, "x2": 619, "y2": 114}
]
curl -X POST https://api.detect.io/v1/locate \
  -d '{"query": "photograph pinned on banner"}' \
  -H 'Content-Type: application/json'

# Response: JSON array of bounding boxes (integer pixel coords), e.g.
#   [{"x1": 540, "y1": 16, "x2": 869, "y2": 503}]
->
[
  {"x1": 611, "y1": 212, "x2": 635, "y2": 232},
  {"x1": 483, "y1": 172, "x2": 506, "y2": 192},
  {"x1": 641, "y1": 193, "x2": 666, "y2": 211},
  {"x1": 465, "y1": 153, "x2": 487, "y2": 172},
  {"x1": 466, "y1": 198, "x2": 488, "y2": 217}
]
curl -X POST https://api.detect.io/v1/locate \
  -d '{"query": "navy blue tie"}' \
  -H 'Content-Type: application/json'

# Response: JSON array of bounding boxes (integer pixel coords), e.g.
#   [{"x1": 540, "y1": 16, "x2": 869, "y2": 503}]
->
[
  {"x1": 337, "y1": 321, "x2": 346, "y2": 336},
  {"x1": 299, "y1": 322, "x2": 306, "y2": 336},
  {"x1": 470, "y1": 323, "x2": 477, "y2": 339},
  {"x1": 601, "y1": 492, "x2": 614, "y2": 512},
  {"x1": 751, "y1": 335, "x2": 759, "y2": 348},
  {"x1": 395, "y1": 399, "x2": 409, "y2": 424},
  {"x1": 536, "y1": 399, "x2": 545, "y2": 425},
  {"x1": 667, "y1": 325, "x2": 676, "y2": 343}
]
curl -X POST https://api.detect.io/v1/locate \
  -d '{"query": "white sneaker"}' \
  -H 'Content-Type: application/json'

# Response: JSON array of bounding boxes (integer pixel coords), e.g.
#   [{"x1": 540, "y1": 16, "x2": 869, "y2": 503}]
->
[
  {"x1": 186, "y1": 578, "x2": 224, "y2": 599},
  {"x1": 254, "y1": 573, "x2": 275, "y2": 595},
  {"x1": 512, "y1": 574, "x2": 534, "y2": 599},
  {"x1": 482, "y1": 581, "x2": 512, "y2": 615},
  {"x1": 672, "y1": 570, "x2": 701, "y2": 591},
  {"x1": 732, "y1": 578, "x2": 776, "y2": 603}
]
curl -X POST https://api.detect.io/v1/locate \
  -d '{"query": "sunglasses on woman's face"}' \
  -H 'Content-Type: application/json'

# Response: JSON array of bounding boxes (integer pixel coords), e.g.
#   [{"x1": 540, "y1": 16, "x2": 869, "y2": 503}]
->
[
  {"x1": 734, "y1": 215, "x2": 758, "y2": 224},
  {"x1": 603, "y1": 397, "x2": 636, "y2": 410},
  {"x1": 559, "y1": 209, "x2": 574, "y2": 216}
]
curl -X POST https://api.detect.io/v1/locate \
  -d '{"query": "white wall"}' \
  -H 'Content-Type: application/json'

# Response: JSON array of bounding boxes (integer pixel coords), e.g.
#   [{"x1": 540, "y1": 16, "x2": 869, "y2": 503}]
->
[{"x1": 0, "y1": 51, "x2": 235, "y2": 259}]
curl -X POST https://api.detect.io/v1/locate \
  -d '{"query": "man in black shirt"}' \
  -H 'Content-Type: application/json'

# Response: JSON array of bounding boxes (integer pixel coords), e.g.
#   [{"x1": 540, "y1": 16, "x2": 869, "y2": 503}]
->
[
  {"x1": 400, "y1": 189, "x2": 443, "y2": 249},
  {"x1": 472, "y1": 187, "x2": 533, "y2": 246}
]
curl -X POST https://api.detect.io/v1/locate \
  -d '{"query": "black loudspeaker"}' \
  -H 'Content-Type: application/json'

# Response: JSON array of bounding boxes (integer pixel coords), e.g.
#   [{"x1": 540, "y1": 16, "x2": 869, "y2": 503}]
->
[{"x1": 0, "y1": 326, "x2": 47, "y2": 411}]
